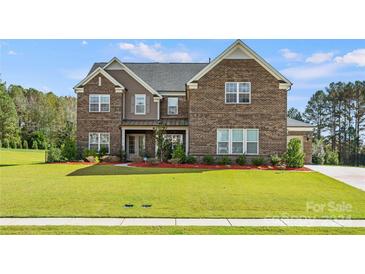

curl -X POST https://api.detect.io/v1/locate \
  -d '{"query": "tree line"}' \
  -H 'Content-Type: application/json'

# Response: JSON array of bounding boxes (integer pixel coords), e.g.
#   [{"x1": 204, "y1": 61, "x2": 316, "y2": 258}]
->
[
  {"x1": 0, "y1": 81, "x2": 76, "y2": 150},
  {"x1": 288, "y1": 81, "x2": 365, "y2": 165}
]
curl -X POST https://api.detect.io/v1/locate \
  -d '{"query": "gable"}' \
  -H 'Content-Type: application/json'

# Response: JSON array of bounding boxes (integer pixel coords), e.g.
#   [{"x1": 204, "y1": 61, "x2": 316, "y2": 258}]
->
[
  {"x1": 103, "y1": 57, "x2": 162, "y2": 98},
  {"x1": 73, "y1": 67, "x2": 125, "y2": 93},
  {"x1": 187, "y1": 40, "x2": 292, "y2": 90}
]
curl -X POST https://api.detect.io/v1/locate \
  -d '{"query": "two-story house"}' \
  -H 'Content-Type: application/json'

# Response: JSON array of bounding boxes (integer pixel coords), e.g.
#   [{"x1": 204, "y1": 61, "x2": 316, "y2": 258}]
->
[{"x1": 74, "y1": 40, "x2": 313, "y2": 163}]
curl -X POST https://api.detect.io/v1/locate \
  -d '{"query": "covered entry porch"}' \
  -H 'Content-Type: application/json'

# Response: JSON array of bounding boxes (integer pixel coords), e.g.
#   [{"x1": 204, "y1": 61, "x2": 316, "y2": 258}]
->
[{"x1": 121, "y1": 125, "x2": 189, "y2": 161}]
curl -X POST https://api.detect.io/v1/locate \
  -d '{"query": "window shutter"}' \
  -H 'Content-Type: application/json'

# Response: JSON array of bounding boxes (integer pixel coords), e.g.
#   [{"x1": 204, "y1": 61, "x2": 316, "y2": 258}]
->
[
  {"x1": 146, "y1": 95, "x2": 150, "y2": 114},
  {"x1": 131, "y1": 95, "x2": 135, "y2": 114}
]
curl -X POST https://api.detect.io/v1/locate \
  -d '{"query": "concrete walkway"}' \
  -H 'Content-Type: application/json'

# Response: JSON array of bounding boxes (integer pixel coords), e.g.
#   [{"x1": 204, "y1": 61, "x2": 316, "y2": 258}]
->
[
  {"x1": 1, "y1": 218, "x2": 365, "y2": 227},
  {"x1": 306, "y1": 165, "x2": 365, "y2": 191}
]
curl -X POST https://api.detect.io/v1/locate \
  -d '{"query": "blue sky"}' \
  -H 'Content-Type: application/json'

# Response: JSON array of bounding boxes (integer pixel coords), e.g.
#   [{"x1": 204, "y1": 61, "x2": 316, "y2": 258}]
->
[{"x1": 1, "y1": 39, "x2": 364, "y2": 111}]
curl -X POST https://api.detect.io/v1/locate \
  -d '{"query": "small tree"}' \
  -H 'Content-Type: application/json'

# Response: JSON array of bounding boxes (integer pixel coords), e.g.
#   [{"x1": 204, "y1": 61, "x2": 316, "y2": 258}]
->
[
  {"x1": 312, "y1": 139, "x2": 325, "y2": 164},
  {"x1": 171, "y1": 143, "x2": 185, "y2": 163},
  {"x1": 153, "y1": 124, "x2": 167, "y2": 162},
  {"x1": 23, "y1": 140, "x2": 28, "y2": 149},
  {"x1": 32, "y1": 140, "x2": 38, "y2": 150},
  {"x1": 3, "y1": 139, "x2": 10, "y2": 148},
  {"x1": 285, "y1": 138, "x2": 304, "y2": 168}
]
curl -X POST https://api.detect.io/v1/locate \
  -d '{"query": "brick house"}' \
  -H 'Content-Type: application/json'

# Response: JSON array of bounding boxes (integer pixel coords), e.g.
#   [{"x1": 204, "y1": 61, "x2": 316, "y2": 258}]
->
[{"x1": 74, "y1": 40, "x2": 313, "y2": 163}]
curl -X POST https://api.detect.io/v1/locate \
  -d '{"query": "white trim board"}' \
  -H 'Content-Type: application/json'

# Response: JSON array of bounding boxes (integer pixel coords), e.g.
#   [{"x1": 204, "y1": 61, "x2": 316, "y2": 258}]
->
[
  {"x1": 287, "y1": 127, "x2": 314, "y2": 132},
  {"x1": 187, "y1": 40, "x2": 292, "y2": 90},
  {"x1": 73, "y1": 67, "x2": 126, "y2": 91}
]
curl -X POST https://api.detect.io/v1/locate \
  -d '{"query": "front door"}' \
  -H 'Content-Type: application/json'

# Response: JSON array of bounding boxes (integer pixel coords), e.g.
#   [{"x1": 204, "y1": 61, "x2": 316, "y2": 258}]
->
[{"x1": 127, "y1": 134, "x2": 146, "y2": 161}]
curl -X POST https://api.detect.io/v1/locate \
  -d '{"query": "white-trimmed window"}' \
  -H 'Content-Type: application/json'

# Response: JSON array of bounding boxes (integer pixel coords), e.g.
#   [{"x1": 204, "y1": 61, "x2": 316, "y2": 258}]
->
[
  {"x1": 167, "y1": 97, "x2": 178, "y2": 115},
  {"x1": 246, "y1": 129, "x2": 259, "y2": 155},
  {"x1": 217, "y1": 129, "x2": 229, "y2": 154},
  {"x1": 217, "y1": 129, "x2": 259, "y2": 155},
  {"x1": 89, "y1": 132, "x2": 110, "y2": 153},
  {"x1": 89, "y1": 95, "x2": 110, "y2": 112},
  {"x1": 231, "y1": 129, "x2": 244, "y2": 154},
  {"x1": 135, "y1": 94, "x2": 146, "y2": 115},
  {"x1": 225, "y1": 82, "x2": 251, "y2": 104}
]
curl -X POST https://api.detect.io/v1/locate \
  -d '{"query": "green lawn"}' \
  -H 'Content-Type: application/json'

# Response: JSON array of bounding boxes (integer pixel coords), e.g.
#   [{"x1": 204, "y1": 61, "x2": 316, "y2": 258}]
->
[
  {"x1": 1, "y1": 226, "x2": 364, "y2": 235},
  {"x1": 1, "y1": 149, "x2": 365, "y2": 219}
]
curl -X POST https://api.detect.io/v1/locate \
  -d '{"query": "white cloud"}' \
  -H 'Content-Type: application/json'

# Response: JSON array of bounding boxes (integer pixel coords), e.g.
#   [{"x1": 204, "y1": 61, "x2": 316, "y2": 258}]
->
[
  {"x1": 279, "y1": 48, "x2": 302, "y2": 61},
  {"x1": 281, "y1": 63, "x2": 339, "y2": 80},
  {"x1": 334, "y1": 49, "x2": 365, "y2": 67},
  {"x1": 118, "y1": 42, "x2": 193, "y2": 62},
  {"x1": 305, "y1": 52, "x2": 333, "y2": 64},
  {"x1": 81, "y1": 40, "x2": 88, "y2": 46},
  {"x1": 8, "y1": 50, "x2": 17, "y2": 55}
]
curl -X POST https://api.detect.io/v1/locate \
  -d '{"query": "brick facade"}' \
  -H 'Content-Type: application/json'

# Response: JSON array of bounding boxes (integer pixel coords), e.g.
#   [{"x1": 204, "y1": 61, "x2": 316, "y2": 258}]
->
[
  {"x1": 160, "y1": 96, "x2": 188, "y2": 119},
  {"x1": 188, "y1": 59, "x2": 287, "y2": 157},
  {"x1": 76, "y1": 73, "x2": 122, "y2": 155},
  {"x1": 76, "y1": 56, "x2": 312, "y2": 163}
]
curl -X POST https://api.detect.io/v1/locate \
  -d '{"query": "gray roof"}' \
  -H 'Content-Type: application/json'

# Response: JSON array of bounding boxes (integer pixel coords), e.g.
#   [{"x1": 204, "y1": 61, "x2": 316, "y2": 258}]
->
[
  {"x1": 89, "y1": 62, "x2": 208, "y2": 92},
  {"x1": 287, "y1": 118, "x2": 313, "y2": 127}
]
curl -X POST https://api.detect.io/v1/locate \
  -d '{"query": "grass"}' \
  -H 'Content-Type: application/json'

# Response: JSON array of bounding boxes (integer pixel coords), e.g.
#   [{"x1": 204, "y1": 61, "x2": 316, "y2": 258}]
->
[
  {"x1": 0, "y1": 148, "x2": 45, "y2": 166},
  {"x1": 0, "y1": 225, "x2": 364, "y2": 235},
  {"x1": 1, "y1": 149, "x2": 365, "y2": 219}
]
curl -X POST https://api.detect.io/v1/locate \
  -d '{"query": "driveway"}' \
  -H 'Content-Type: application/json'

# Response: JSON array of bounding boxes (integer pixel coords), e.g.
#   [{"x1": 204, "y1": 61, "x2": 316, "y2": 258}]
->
[{"x1": 306, "y1": 165, "x2": 365, "y2": 191}]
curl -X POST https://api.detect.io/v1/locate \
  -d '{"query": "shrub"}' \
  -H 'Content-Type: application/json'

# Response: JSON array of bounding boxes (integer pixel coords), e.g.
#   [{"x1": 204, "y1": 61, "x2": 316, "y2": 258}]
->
[
  {"x1": 10, "y1": 139, "x2": 17, "y2": 149},
  {"x1": 0, "y1": 139, "x2": 2, "y2": 148},
  {"x1": 46, "y1": 147, "x2": 62, "y2": 162},
  {"x1": 32, "y1": 140, "x2": 38, "y2": 150},
  {"x1": 270, "y1": 154, "x2": 282, "y2": 166},
  {"x1": 312, "y1": 139, "x2": 325, "y2": 164},
  {"x1": 185, "y1": 155, "x2": 197, "y2": 164},
  {"x1": 171, "y1": 144, "x2": 186, "y2": 163},
  {"x1": 285, "y1": 138, "x2": 304, "y2": 168},
  {"x1": 22, "y1": 140, "x2": 28, "y2": 149},
  {"x1": 99, "y1": 146, "x2": 108, "y2": 157},
  {"x1": 325, "y1": 149, "x2": 339, "y2": 165},
  {"x1": 3, "y1": 139, "x2": 10, "y2": 148},
  {"x1": 120, "y1": 150, "x2": 127, "y2": 162},
  {"x1": 61, "y1": 139, "x2": 77, "y2": 161},
  {"x1": 82, "y1": 148, "x2": 98, "y2": 158},
  {"x1": 252, "y1": 156, "x2": 265, "y2": 166},
  {"x1": 202, "y1": 155, "x2": 215, "y2": 165},
  {"x1": 236, "y1": 155, "x2": 246, "y2": 165},
  {"x1": 18, "y1": 141, "x2": 22, "y2": 149},
  {"x1": 218, "y1": 156, "x2": 232, "y2": 165}
]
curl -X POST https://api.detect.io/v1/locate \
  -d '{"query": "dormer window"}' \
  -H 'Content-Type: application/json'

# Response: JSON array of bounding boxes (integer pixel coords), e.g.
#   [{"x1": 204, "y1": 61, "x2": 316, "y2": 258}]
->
[
  {"x1": 225, "y1": 82, "x2": 251, "y2": 104},
  {"x1": 89, "y1": 94, "x2": 110, "y2": 112},
  {"x1": 167, "y1": 97, "x2": 178, "y2": 115},
  {"x1": 135, "y1": 94, "x2": 146, "y2": 115}
]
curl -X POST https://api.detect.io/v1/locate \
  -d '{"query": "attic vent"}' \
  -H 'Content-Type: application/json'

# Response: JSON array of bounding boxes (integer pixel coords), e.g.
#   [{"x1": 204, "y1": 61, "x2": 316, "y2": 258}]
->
[{"x1": 98, "y1": 77, "x2": 101, "y2": 86}]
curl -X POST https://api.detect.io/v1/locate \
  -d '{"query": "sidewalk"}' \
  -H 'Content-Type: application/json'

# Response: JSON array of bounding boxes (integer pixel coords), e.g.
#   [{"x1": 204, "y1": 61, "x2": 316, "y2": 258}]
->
[{"x1": 1, "y1": 218, "x2": 365, "y2": 227}]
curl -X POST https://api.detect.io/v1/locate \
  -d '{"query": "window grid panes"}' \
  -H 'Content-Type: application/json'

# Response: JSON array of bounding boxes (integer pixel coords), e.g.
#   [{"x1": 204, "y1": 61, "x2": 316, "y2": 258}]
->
[
  {"x1": 135, "y1": 95, "x2": 146, "y2": 114},
  {"x1": 89, "y1": 132, "x2": 110, "y2": 154},
  {"x1": 217, "y1": 129, "x2": 258, "y2": 155},
  {"x1": 89, "y1": 95, "x2": 110, "y2": 112},
  {"x1": 225, "y1": 82, "x2": 251, "y2": 104},
  {"x1": 168, "y1": 97, "x2": 178, "y2": 115}
]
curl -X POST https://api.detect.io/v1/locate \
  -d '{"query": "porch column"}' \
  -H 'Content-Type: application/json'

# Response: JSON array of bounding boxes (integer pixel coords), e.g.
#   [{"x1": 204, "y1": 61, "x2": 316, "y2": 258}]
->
[
  {"x1": 185, "y1": 128, "x2": 189, "y2": 155},
  {"x1": 121, "y1": 127, "x2": 125, "y2": 152}
]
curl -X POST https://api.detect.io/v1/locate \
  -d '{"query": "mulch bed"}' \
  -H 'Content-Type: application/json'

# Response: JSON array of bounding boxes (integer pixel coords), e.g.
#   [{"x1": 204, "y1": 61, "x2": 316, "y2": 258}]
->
[
  {"x1": 128, "y1": 162, "x2": 312, "y2": 171},
  {"x1": 47, "y1": 161, "x2": 311, "y2": 171}
]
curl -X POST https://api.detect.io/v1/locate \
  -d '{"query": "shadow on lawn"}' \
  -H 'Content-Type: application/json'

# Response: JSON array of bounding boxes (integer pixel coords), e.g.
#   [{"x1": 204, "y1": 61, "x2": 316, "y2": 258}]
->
[{"x1": 67, "y1": 164, "x2": 210, "y2": 176}]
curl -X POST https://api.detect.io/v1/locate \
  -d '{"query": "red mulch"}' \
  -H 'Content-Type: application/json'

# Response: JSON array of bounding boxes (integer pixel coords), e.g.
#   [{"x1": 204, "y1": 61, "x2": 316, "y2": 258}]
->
[
  {"x1": 128, "y1": 162, "x2": 311, "y2": 171},
  {"x1": 47, "y1": 161, "x2": 311, "y2": 171}
]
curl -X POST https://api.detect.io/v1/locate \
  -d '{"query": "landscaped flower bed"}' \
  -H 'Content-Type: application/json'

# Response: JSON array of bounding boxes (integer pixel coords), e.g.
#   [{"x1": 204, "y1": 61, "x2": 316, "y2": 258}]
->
[{"x1": 128, "y1": 162, "x2": 311, "y2": 171}]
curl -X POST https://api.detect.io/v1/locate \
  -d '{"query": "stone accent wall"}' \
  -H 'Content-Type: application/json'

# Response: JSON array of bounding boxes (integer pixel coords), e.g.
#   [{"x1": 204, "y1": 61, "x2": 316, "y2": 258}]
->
[
  {"x1": 188, "y1": 59, "x2": 287, "y2": 157},
  {"x1": 160, "y1": 96, "x2": 188, "y2": 119},
  {"x1": 76, "y1": 73, "x2": 122, "y2": 156},
  {"x1": 288, "y1": 130, "x2": 313, "y2": 164}
]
